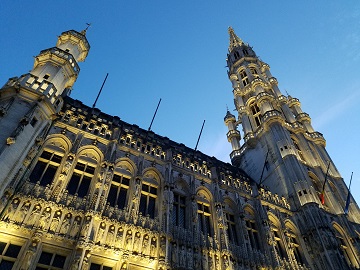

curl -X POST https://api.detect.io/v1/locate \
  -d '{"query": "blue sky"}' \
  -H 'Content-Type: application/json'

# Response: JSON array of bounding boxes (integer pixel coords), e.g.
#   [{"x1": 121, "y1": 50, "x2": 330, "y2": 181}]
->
[{"x1": 1, "y1": 1, "x2": 360, "y2": 204}]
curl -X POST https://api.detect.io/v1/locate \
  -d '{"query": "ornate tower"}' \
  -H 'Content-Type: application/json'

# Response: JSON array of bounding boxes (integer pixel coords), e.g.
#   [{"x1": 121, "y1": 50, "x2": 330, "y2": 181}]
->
[
  {"x1": 224, "y1": 27, "x2": 360, "y2": 221},
  {"x1": 0, "y1": 29, "x2": 90, "y2": 197}
]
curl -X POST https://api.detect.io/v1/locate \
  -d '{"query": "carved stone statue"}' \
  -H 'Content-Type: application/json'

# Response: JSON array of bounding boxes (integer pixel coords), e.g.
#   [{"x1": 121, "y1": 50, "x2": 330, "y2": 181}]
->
[
  {"x1": 80, "y1": 216, "x2": 92, "y2": 238},
  {"x1": 39, "y1": 207, "x2": 51, "y2": 230},
  {"x1": 60, "y1": 213, "x2": 72, "y2": 235},
  {"x1": 69, "y1": 216, "x2": 81, "y2": 238},
  {"x1": 106, "y1": 225, "x2": 115, "y2": 246},
  {"x1": 133, "y1": 232, "x2": 141, "y2": 253},
  {"x1": 96, "y1": 222, "x2": 106, "y2": 243},
  {"x1": 179, "y1": 245, "x2": 186, "y2": 267},
  {"x1": 49, "y1": 212, "x2": 61, "y2": 233},
  {"x1": 142, "y1": 235, "x2": 149, "y2": 255},
  {"x1": 125, "y1": 231, "x2": 133, "y2": 251}
]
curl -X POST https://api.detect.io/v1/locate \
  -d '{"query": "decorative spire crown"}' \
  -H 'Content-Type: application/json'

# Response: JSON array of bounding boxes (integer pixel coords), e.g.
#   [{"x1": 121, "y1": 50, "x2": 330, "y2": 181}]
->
[{"x1": 228, "y1": 27, "x2": 244, "y2": 52}]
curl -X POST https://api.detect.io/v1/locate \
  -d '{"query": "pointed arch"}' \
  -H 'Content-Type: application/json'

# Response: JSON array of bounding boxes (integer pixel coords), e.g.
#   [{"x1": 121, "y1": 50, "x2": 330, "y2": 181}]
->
[
  {"x1": 284, "y1": 220, "x2": 306, "y2": 265},
  {"x1": 107, "y1": 158, "x2": 136, "y2": 210},
  {"x1": 138, "y1": 167, "x2": 162, "y2": 219},
  {"x1": 29, "y1": 136, "x2": 68, "y2": 186},
  {"x1": 114, "y1": 157, "x2": 137, "y2": 176},
  {"x1": 195, "y1": 187, "x2": 214, "y2": 236},
  {"x1": 66, "y1": 146, "x2": 102, "y2": 198},
  {"x1": 332, "y1": 222, "x2": 360, "y2": 267},
  {"x1": 172, "y1": 178, "x2": 190, "y2": 229},
  {"x1": 44, "y1": 134, "x2": 72, "y2": 153},
  {"x1": 76, "y1": 145, "x2": 104, "y2": 163},
  {"x1": 142, "y1": 167, "x2": 163, "y2": 186},
  {"x1": 268, "y1": 213, "x2": 287, "y2": 259}
]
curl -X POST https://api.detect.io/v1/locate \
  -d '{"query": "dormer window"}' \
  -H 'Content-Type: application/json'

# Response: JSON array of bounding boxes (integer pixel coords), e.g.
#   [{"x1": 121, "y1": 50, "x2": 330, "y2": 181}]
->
[
  {"x1": 43, "y1": 74, "x2": 50, "y2": 80},
  {"x1": 243, "y1": 49, "x2": 249, "y2": 55},
  {"x1": 65, "y1": 49, "x2": 70, "y2": 52}
]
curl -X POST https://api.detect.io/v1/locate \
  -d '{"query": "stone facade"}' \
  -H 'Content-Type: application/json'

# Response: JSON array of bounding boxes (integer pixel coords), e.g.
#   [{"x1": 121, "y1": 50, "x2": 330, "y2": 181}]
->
[{"x1": 0, "y1": 28, "x2": 359, "y2": 270}]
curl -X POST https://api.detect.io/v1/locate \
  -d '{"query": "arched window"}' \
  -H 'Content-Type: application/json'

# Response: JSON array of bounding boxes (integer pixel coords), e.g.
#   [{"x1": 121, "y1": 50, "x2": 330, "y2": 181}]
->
[
  {"x1": 107, "y1": 173, "x2": 130, "y2": 209},
  {"x1": 250, "y1": 67, "x2": 259, "y2": 78},
  {"x1": 197, "y1": 190, "x2": 213, "y2": 236},
  {"x1": 285, "y1": 224, "x2": 304, "y2": 265},
  {"x1": 224, "y1": 202, "x2": 239, "y2": 245},
  {"x1": 197, "y1": 202, "x2": 212, "y2": 236},
  {"x1": 139, "y1": 183, "x2": 157, "y2": 218},
  {"x1": 240, "y1": 70, "x2": 249, "y2": 86},
  {"x1": 139, "y1": 171, "x2": 159, "y2": 219},
  {"x1": 67, "y1": 155, "x2": 97, "y2": 198},
  {"x1": 29, "y1": 148, "x2": 64, "y2": 186},
  {"x1": 172, "y1": 193, "x2": 186, "y2": 228},
  {"x1": 333, "y1": 224, "x2": 359, "y2": 267},
  {"x1": 250, "y1": 102, "x2": 262, "y2": 128},
  {"x1": 244, "y1": 207, "x2": 260, "y2": 250},
  {"x1": 269, "y1": 219, "x2": 286, "y2": 259}
]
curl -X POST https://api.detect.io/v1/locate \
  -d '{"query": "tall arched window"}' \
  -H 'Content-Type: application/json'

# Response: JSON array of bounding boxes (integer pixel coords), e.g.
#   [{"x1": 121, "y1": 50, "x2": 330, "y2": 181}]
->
[
  {"x1": 285, "y1": 224, "x2": 304, "y2": 265},
  {"x1": 67, "y1": 155, "x2": 97, "y2": 198},
  {"x1": 224, "y1": 202, "x2": 239, "y2": 245},
  {"x1": 197, "y1": 190, "x2": 213, "y2": 236},
  {"x1": 333, "y1": 224, "x2": 360, "y2": 268},
  {"x1": 29, "y1": 147, "x2": 64, "y2": 186},
  {"x1": 172, "y1": 193, "x2": 186, "y2": 228},
  {"x1": 250, "y1": 67, "x2": 259, "y2": 78},
  {"x1": 107, "y1": 173, "x2": 130, "y2": 209},
  {"x1": 139, "y1": 171, "x2": 159, "y2": 219},
  {"x1": 250, "y1": 102, "x2": 262, "y2": 128},
  {"x1": 240, "y1": 70, "x2": 249, "y2": 86},
  {"x1": 269, "y1": 218, "x2": 286, "y2": 259},
  {"x1": 244, "y1": 207, "x2": 260, "y2": 250}
]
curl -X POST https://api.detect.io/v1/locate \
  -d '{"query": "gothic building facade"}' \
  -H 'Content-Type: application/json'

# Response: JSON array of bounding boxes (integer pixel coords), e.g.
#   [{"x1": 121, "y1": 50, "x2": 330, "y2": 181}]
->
[{"x1": 0, "y1": 27, "x2": 359, "y2": 270}]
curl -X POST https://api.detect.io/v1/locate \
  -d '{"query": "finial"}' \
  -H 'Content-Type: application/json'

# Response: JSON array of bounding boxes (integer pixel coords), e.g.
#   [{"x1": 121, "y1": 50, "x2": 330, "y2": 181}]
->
[
  {"x1": 228, "y1": 26, "x2": 244, "y2": 52},
  {"x1": 81, "y1": 23, "x2": 91, "y2": 35}
]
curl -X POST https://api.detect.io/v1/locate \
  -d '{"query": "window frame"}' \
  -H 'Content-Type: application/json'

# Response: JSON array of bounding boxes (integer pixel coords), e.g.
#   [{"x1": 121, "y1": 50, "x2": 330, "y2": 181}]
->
[
  {"x1": 107, "y1": 174, "x2": 130, "y2": 209},
  {"x1": 139, "y1": 182, "x2": 158, "y2": 219},
  {"x1": 29, "y1": 149, "x2": 63, "y2": 186},
  {"x1": 67, "y1": 159, "x2": 96, "y2": 197}
]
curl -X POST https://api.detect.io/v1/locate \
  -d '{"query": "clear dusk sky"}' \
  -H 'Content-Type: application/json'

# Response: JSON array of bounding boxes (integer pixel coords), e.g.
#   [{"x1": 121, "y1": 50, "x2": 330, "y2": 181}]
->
[{"x1": 1, "y1": 1, "x2": 360, "y2": 204}]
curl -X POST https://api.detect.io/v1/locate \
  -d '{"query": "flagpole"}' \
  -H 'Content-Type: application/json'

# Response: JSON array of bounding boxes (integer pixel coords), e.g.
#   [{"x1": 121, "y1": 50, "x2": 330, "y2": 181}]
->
[
  {"x1": 344, "y1": 172, "x2": 353, "y2": 215},
  {"x1": 92, "y1": 73, "x2": 109, "y2": 108},
  {"x1": 195, "y1": 120, "x2": 205, "y2": 151},
  {"x1": 148, "y1": 98, "x2": 162, "y2": 131}
]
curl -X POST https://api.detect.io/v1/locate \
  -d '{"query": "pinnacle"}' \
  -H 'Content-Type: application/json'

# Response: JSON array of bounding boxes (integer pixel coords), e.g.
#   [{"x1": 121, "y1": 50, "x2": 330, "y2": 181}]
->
[{"x1": 228, "y1": 27, "x2": 244, "y2": 52}]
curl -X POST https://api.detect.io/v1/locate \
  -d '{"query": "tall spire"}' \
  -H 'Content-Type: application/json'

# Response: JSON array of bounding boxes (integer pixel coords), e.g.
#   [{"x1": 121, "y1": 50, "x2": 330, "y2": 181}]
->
[{"x1": 228, "y1": 26, "x2": 244, "y2": 52}]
